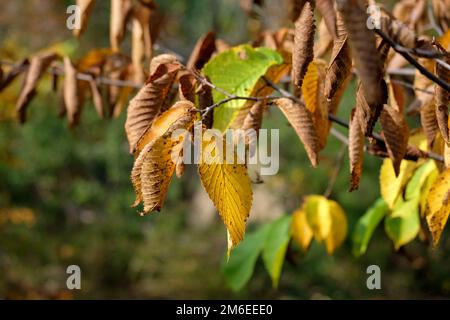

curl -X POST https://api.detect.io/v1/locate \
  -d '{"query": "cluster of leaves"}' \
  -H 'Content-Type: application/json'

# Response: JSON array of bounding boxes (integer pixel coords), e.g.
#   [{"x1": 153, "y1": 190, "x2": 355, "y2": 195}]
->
[
  {"x1": 1, "y1": 0, "x2": 450, "y2": 280},
  {"x1": 223, "y1": 195, "x2": 347, "y2": 291}
]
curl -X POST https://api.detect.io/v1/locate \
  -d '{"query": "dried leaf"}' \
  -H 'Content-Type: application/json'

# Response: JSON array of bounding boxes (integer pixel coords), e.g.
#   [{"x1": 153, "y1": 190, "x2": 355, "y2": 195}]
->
[
  {"x1": 314, "y1": 19, "x2": 333, "y2": 58},
  {"x1": 88, "y1": 77, "x2": 104, "y2": 119},
  {"x1": 380, "y1": 104, "x2": 409, "y2": 176},
  {"x1": 0, "y1": 59, "x2": 29, "y2": 93},
  {"x1": 324, "y1": 10, "x2": 352, "y2": 102},
  {"x1": 288, "y1": 0, "x2": 306, "y2": 22},
  {"x1": 74, "y1": 0, "x2": 96, "y2": 38},
  {"x1": 337, "y1": 0, "x2": 385, "y2": 113},
  {"x1": 380, "y1": 9, "x2": 417, "y2": 48},
  {"x1": 197, "y1": 79, "x2": 214, "y2": 129},
  {"x1": 133, "y1": 1, "x2": 154, "y2": 60},
  {"x1": 432, "y1": 0, "x2": 450, "y2": 31},
  {"x1": 125, "y1": 54, "x2": 180, "y2": 154},
  {"x1": 355, "y1": 82, "x2": 386, "y2": 136},
  {"x1": 63, "y1": 57, "x2": 83, "y2": 128},
  {"x1": 131, "y1": 101, "x2": 196, "y2": 213},
  {"x1": 131, "y1": 16, "x2": 146, "y2": 84},
  {"x1": 16, "y1": 52, "x2": 58, "y2": 123},
  {"x1": 198, "y1": 137, "x2": 253, "y2": 251},
  {"x1": 316, "y1": 0, "x2": 336, "y2": 38},
  {"x1": 435, "y1": 46, "x2": 450, "y2": 145},
  {"x1": 187, "y1": 31, "x2": 216, "y2": 70},
  {"x1": 178, "y1": 71, "x2": 197, "y2": 103},
  {"x1": 349, "y1": 108, "x2": 364, "y2": 191},
  {"x1": 110, "y1": 0, "x2": 133, "y2": 52},
  {"x1": 275, "y1": 98, "x2": 319, "y2": 166},
  {"x1": 420, "y1": 86, "x2": 438, "y2": 148},
  {"x1": 292, "y1": 0, "x2": 315, "y2": 89}
]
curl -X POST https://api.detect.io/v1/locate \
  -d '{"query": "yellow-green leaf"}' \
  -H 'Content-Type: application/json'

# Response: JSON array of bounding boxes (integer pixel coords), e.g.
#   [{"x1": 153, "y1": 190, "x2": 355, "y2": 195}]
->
[
  {"x1": 325, "y1": 200, "x2": 348, "y2": 254},
  {"x1": 379, "y1": 159, "x2": 417, "y2": 208},
  {"x1": 198, "y1": 138, "x2": 253, "y2": 252}
]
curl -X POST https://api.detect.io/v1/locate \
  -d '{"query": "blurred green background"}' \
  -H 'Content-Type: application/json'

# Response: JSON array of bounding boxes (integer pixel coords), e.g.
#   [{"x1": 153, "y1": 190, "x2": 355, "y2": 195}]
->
[{"x1": 1, "y1": 0, "x2": 450, "y2": 299}]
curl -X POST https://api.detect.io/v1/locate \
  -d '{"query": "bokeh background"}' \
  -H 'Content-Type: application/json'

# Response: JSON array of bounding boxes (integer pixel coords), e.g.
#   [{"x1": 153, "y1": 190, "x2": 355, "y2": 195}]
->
[{"x1": 1, "y1": 0, "x2": 450, "y2": 299}]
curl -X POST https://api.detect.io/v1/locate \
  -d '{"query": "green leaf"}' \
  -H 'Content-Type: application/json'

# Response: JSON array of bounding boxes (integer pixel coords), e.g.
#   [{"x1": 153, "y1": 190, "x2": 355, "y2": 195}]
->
[
  {"x1": 262, "y1": 215, "x2": 293, "y2": 288},
  {"x1": 385, "y1": 197, "x2": 420, "y2": 250},
  {"x1": 202, "y1": 45, "x2": 284, "y2": 132},
  {"x1": 221, "y1": 223, "x2": 271, "y2": 292},
  {"x1": 405, "y1": 160, "x2": 437, "y2": 201},
  {"x1": 352, "y1": 198, "x2": 389, "y2": 257}
]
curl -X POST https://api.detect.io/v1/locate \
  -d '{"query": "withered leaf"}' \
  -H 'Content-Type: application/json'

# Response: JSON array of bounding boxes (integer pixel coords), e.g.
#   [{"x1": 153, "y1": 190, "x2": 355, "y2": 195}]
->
[
  {"x1": 16, "y1": 52, "x2": 58, "y2": 123},
  {"x1": 316, "y1": 0, "x2": 336, "y2": 38},
  {"x1": 432, "y1": 0, "x2": 450, "y2": 31},
  {"x1": 74, "y1": 0, "x2": 96, "y2": 38},
  {"x1": 435, "y1": 45, "x2": 450, "y2": 145},
  {"x1": 178, "y1": 71, "x2": 197, "y2": 103},
  {"x1": 380, "y1": 104, "x2": 409, "y2": 176},
  {"x1": 133, "y1": 0, "x2": 154, "y2": 60},
  {"x1": 110, "y1": 0, "x2": 133, "y2": 52},
  {"x1": 125, "y1": 54, "x2": 180, "y2": 154},
  {"x1": 379, "y1": 9, "x2": 417, "y2": 49},
  {"x1": 197, "y1": 79, "x2": 214, "y2": 129},
  {"x1": 88, "y1": 77, "x2": 104, "y2": 119},
  {"x1": 292, "y1": 0, "x2": 315, "y2": 89},
  {"x1": 420, "y1": 89, "x2": 438, "y2": 148},
  {"x1": 63, "y1": 57, "x2": 83, "y2": 128},
  {"x1": 131, "y1": 101, "x2": 196, "y2": 213},
  {"x1": 0, "y1": 59, "x2": 29, "y2": 93},
  {"x1": 187, "y1": 31, "x2": 216, "y2": 70},
  {"x1": 324, "y1": 10, "x2": 352, "y2": 102},
  {"x1": 131, "y1": 16, "x2": 146, "y2": 84},
  {"x1": 349, "y1": 108, "x2": 364, "y2": 191},
  {"x1": 337, "y1": 0, "x2": 385, "y2": 111},
  {"x1": 275, "y1": 98, "x2": 319, "y2": 166},
  {"x1": 289, "y1": 0, "x2": 307, "y2": 22}
]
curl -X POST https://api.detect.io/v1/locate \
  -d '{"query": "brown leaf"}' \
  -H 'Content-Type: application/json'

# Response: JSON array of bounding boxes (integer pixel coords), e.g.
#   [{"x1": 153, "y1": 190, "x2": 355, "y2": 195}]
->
[
  {"x1": 133, "y1": 0, "x2": 154, "y2": 60},
  {"x1": 125, "y1": 54, "x2": 180, "y2": 154},
  {"x1": 349, "y1": 108, "x2": 364, "y2": 191},
  {"x1": 324, "y1": 10, "x2": 352, "y2": 102},
  {"x1": 241, "y1": 100, "x2": 265, "y2": 133},
  {"x1": 314, "y1": 19, "x2": 333, "y2": 58},
  {"x1": 197, "y1": 79, "x2": 214, "y2": 129},
  {"x1": 0, "y1": 59, "x2": 29, "y2": 93},
  {"x1": 316, "y1": 0, "x2": 336, "y2": 38},
  {"x1": 337, "y1": 0, "x2": 385, "y2": 112},
  {"x1": 74, "y1": 0, "x2": 96, "y2": 38},
  {"x1": 420, "y1": 87, "x2": 439, "y2": 148},
  {"x1": 16, "y1": 52, "x2": 58, "y2": 123},
  {"x1": 63, "y1": 57, "x2": 83, "y2": 128},
  {"x1": 275, "y1": 98, "x2": 319, "y2": 166},
  {"x1": 292, "y1": 0, "x2": 315, "y2": 89},
  {"x1": 432, "y1": 0, "x2": 450, "y2": 31},
  {"x1": 131, "y1": 16, "x2": 146, "y2": 84},
  {"x1": 380, "y1": 104, "x2": 409, "y2": 176},
  {"x1": 187, "y1": 31, "x2": 216, "y2": 70},
  {"x1": 131, "y1": 101, "x2": 196, "y2": 213},
  {"x1": 355, "y1": 81, "x2": 386, "y2": 136},
  {"x1": 435, "y1": 47, "x2": 450, "y2": 145},
  {"x1": 380, "y1": 8, "x2": 417, "y2": 48},
  {"x1": 110, "y1": 0, "x2": 133, "y2": 52},
  {"x1": 88, "y1": 77, "x2": 104, "y2": 119},
  {"x1": 178, "y1": 71, "x2": 197, "y2": 103},
  {"x1": 289, "y1": 0, "x2": 307, "y2": 22}
]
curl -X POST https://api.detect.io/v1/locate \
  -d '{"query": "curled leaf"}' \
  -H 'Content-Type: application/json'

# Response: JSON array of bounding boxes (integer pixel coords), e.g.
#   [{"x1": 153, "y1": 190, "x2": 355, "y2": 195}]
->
[
  {"x1": 74, "y1": 0, "x2": 96, "y2": 38},
  {"x1": 187, "y1": 31, "x2": 216, "y2": 70},
  {"x1": 110, "y1": 0, "x2": 133, "y2": 52},
  {"x1": 275, "y1": 98, "x2": 319, "y2": 166},
  {"x1": 292, "y1": 0, "x2": 315, "y2": 89},
  {"x1": 291, "y1": 209, "x2": 313, "y2": 252},
  {"x1": 349, "y1": 108, "x2": 364, "y2": 191},
  {"x1": 63, "y1": 57, "x2": 83, "y2": 128},
  {"x1": 337, "y1": 0, "x2": 385, "y2": 114},
  {"x1": 125, "y1": 54, "x2": 180, "y2": 153},
  {"x1": 16, "y1": 52, "x2": 58, "y2": 123},
  {"x1": 131, "y1": 101, "x2": 196, "y2": 213},
  {"x1": 380, "y1": 104, "x2": 409, "y2": 176}
]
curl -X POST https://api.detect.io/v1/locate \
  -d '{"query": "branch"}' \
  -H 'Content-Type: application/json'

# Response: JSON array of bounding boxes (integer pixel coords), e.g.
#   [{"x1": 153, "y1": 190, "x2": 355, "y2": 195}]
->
[{"x1": 374, "y1": 29, "x2": 450, "y2": 93}]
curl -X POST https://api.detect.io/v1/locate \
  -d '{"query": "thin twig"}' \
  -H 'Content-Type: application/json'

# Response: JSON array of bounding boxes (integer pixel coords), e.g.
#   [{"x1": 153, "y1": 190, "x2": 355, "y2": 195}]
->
[
  {"x1": 323, "y1": 145, "x2": 346, "y2": 198},
  {"x1": 390, "y1": 79, "x2": 434, "y2": 95}
]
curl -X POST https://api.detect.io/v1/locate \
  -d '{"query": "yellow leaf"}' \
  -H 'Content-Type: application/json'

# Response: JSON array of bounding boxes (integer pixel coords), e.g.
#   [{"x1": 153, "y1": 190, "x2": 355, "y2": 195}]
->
[
  {"x1": 304, "y1": 195, "x2": 331, "y2": 242},
  {"x1": 325, "y1": 200, "x2": 348, "y2": 254},
  {"x1": 426, "y1": 168, "x2": 450, "y2": 246},
  {"x1": 291, "y1": 209, "x2": 313, "y2": 252},
  {"x1": 438, "y1": 29, "x2": 450, "y2": 50},
  {"x1": 198, "y1": 137, "x2": 253, "y2": 252},
  {"x1": 380, "y1": 159, "x2": 417, "y2": 209}
]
